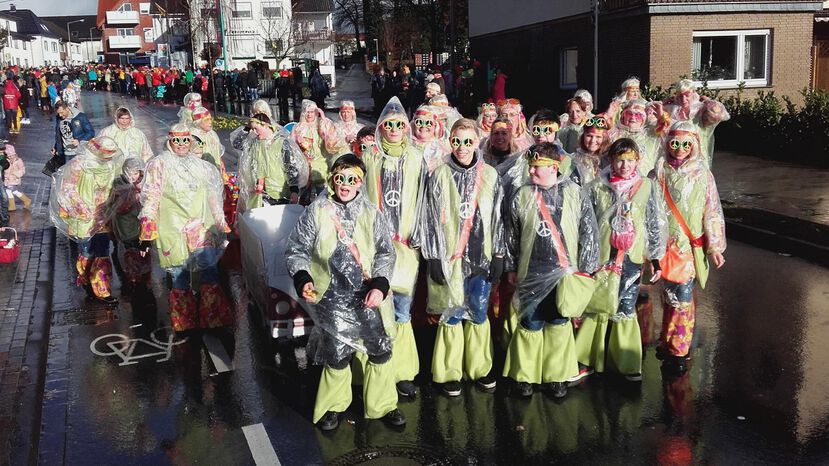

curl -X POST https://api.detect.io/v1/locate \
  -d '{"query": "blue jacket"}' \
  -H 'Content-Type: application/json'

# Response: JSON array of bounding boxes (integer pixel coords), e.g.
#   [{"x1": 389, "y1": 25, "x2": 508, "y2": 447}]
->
[{"x1": 54, "y1": 111, "x2": 95, "y2": 157}]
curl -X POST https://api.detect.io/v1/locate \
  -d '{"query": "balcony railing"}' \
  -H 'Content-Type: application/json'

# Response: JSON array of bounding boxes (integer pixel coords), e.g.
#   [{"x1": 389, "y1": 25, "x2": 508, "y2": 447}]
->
[
  {"x1": 106, "y1": 10, "x2": 140, "y2": 25},
  {"x1": 293, "y1": 29, "x2": 334, "y2": 42},
  {"x1": 108, "y1": 35, "x2": 141, "y2": 49}
]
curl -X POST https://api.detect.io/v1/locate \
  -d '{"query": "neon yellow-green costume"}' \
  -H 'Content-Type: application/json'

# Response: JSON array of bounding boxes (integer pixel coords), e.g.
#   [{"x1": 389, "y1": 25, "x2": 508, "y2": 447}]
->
[{"x1": 285, "y1": 190, "x2": 398, "y2": 423}]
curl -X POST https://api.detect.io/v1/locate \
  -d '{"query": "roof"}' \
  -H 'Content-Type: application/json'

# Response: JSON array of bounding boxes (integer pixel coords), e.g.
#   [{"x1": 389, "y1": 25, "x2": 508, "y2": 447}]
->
[
  {"x1": 0, "y1": 9, "x2": 60, "y2": 39},
  {"x1": 294, "y1": 0, "x2": 334, "y2": 13},
  {"x1": 40, "y1": 15, "x2": 99, "y2": 42},
  {"x1": 9, "y1": 31, "x2": 33, "y2": 41}
]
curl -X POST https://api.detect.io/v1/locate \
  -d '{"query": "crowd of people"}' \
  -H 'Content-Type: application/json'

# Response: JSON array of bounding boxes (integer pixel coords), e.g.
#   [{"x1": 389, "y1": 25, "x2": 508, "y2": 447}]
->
[{"x1": 42, "y1": 69, "x2": 730, "y2": 433}]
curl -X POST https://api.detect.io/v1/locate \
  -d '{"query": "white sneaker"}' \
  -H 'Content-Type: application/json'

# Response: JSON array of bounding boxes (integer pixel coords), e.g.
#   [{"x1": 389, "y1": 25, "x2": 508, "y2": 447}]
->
[{"x1": 20, "y1": 118, "x2": 30, "y2": 125}]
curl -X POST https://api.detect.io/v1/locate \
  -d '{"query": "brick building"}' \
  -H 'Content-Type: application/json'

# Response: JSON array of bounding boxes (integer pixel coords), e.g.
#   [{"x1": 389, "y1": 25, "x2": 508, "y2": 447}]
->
[
  {"x1": 469, "y1": 0, "x2": 822, "y2": 113},
  {"x1": 96, "y1": 0, "x2": 158, "y2": 65}
]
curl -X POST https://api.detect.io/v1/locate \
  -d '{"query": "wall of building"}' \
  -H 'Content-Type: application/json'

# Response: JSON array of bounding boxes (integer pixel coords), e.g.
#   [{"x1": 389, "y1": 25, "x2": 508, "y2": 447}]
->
[
  {"x1": 468, "y1": 0, "x2": 590, "y2": 37},
  {"x1": 649, "y1": 12, "x2": 815, "y2": 103},
  {"x1": 597, "y1": 13, "x2": 651, "y2": 106}
]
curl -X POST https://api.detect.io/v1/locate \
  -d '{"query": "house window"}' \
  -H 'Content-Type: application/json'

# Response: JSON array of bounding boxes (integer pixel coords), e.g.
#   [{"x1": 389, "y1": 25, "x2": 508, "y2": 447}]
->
[
  {"x1": 262, "y1": 3, "x2": 282, "y2": 18},
  {"x1": 144, "y1": 27, "x2": 154, "y2": 42},
  {"x1": 692, "y1": 29, "x2": 770, "y2": 88},
  {"x1": 22, "y1": 41, "x2": 26, "y2": 50},
  {"x1": 140, "y1": 3, "x2": 150, "y2": 14},
  {"x1": 118, "y1": 3, "x2": 133, "y2": 11},
  {"x1": 231, "y1": 35, "x2": 255, "y2": 59},
  {"x1": 117, "y1": 28, "x2": 135, "y2": 37},
  {"x1": 52, "y1": 42, "x2": 58, "y2": 52},
  {"x1": 560, "y1": 48, "x2": 578, "y2": 89},
  {"x1": 232, "y1": 2, "x2": 252, "y2": 18}
]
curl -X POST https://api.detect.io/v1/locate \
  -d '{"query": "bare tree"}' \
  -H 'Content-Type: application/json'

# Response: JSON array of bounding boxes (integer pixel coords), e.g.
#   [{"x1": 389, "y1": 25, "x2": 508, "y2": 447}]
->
[
  {"x1": 333, "y1": 0, "x2": 364, "y2": 57},
  {"x1": 257, "y1": 2, "x2": 312, "y2": 66},
  {"x1": 0, "y1": 28, "x2": 9, "y2": 66}
]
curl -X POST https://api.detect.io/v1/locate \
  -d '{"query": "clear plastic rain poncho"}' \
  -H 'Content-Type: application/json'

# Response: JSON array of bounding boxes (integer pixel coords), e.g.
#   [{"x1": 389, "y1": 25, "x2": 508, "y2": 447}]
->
[
  {"x1": 285, "y1": 190, "x2": 397, "y2": 364},
  {"x1": 588, "y1": 166, "x2": 667, "y2": 304},
  {"x1": 229, "y1": 99, "x2": 277, "y2": 157},
  {"x1": 189, "y1": 106, "x2": 226, "y2": 166},
  {"x1": 178, "y1": 92, "x2": 203, "y2": 125},
  {"x1": 507, "y1": 175, "x2": 600, "y2": 322},
  {"x1": 139, "y1": 141, "x2": 228, "y2": 272},
  {"x1": 293, "y1": 100, "x2": 348, "y2": 188},
  {"x1": 663, "y1": 80, "x2": 730, "y2": 167},
  {"x1": 334, "y1": 100, "x2": 364, "y2": 144},
  {"x1": 50, "y1": 138, "x2": 123, "y2": 241},
  {"x1": 98, "y1": 107, "x2": 155, "y2": 162},
  {"x1": 410, "y1": 105, "x2": 451, "y2": 173},
  {"x1": 417, "y1": 149, "x2": 506, "y2": 320},
  {"x1": 497, "y1": 99, "x2": 534, "y2": 152},
  {"x1": 608, "y1": 99, "x2": 665, "y2": 176},
  {"x1": 237, "y1": 121, "x2": 309, "y2": 211},
  {"x1": 107, "y1": 157, "x2": 145, "y2": 243},
  {"x1": 429, "y1": 94, "x2": 463, "y2": 131},
  {"x1": 655, "y1": 121, "x2": 727, "y2": 290}
]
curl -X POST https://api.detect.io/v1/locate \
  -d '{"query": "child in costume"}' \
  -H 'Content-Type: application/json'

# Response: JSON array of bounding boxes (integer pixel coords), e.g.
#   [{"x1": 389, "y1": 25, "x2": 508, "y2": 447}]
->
[
  {"x1": 335, "y1": 100, "x2": 364, "y2": 145},
  {"x1": 662, "y1": 79, "x2": 730, "y2": 166},
  {"x1": 570, "y1": 114, "x2": 611, "y2": 186},
  {"x1": 107, "y1": 157, "x2": 152, "y2": 288},
  {"x1": 286, "y1": 153, "x2": 405, "y2": 431},
  {"x1": 4, "y1": 145, "x2": 30, "y2": 210},
  {"x1": 503, "y1": 142, "x2": 599, "y2": 398},
  {"x1": 655, "y1": 121, "x2": 726, "y2": 374},
  {"x1": 410, "y1": 104, "x2": 450, "y2": 173},
  {"x1": 418, "y1": 118, "x2": 505, "y2": 396},
  {"x1": 496, "y1": 98, "x2": 534, "y2": 152},
  {"x1": 607, "y1": 99, "x2": 670, "y2": 176},
  {"x1": 138, "y1": 124, "x2": 232, "y2": 333},
  {"x1": 574, "y1": 138, "x2": 667, "y2": 382},
  {"x1": 476, "y1": 102, "x2": 498, "y2": 139},
  {"x1": 178, "y1": 92, "x2": 202, "y2": 125},
  {"x1": 293, "y1": 99, "x2": 348, "y2": 194},
  {"x1": 364, "y1": 97, "x2": 426, "y2": 398},
  {"x1": 353, "y1": 125, "x2": 379, "y2": 158},
  {"x1": 98, "y1": 107, "x2": 155, "y2": 162},
  {"x1": 557, "y1": 97, "x2": 590, "y2": 153},
  {"x1": 50, "y1": 137, "x2": 123, "y2": 304},
  {"x1": 189, "y1": 106, "x2": 227, "y2": 180}
]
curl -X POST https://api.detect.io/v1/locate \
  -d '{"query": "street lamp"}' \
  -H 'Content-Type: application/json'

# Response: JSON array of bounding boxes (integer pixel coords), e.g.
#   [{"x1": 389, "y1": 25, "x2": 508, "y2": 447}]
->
[{"x1": 66, "y1": 19, "x2": 85, "y2": 66}]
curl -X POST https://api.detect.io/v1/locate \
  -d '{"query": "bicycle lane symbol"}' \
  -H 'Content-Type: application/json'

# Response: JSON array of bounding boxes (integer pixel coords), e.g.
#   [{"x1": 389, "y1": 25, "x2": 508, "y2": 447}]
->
[{"x1": 89, "y1": 327, "x2": 188, "y2": 366}]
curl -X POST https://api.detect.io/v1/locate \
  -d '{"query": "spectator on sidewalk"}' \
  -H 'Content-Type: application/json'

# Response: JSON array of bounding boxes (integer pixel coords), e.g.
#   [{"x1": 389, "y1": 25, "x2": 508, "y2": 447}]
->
[
  {"x1": 310, "y1": 69, "x2": 329, "y2": 110},
  {"x1": 53, "y1": 101, "x2": 95, "y2": 166},
  {"x1": 4, "y1": 145, "x2": 29, "y2": 210},
  {"x1": 17, "y1": 77, "x2": 30, "y2": 125},
  {"x1": 2, "y1": 77, "x2": 21, "y2": 135},
  {"x1": 247, "y1": 67, "x2": 259, "y2": 102},
  {"x1": 292, "y1": 66, "x2": 304, "y2": 106},
  {"x1": 276, "y1": 69, "x2": 291, "y2": 124},
  {"x1": 371, "y1": 67, "x2": 387, "y2": 116},
  {"x1": 0, "y1": 146, "x2": 8, "y2": 227}
]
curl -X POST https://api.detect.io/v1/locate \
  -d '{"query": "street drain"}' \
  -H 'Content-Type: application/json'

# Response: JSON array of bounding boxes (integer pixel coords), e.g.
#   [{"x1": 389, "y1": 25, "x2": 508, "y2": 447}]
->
[
  {"x1": 52, "y1": 308, "x2": 118, "y2": 326},
  {"x1": 328, "y1": 446, "x2": 453, "y2": 466}
]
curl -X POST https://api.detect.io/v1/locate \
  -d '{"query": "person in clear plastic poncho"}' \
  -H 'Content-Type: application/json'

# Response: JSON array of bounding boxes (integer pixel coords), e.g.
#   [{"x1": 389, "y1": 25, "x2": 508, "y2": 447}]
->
[
  {"x1": 557, "y1": 96, "x2": 591, "y2": 153},
  {"x1": 365, "y1": 97, "x2": 426, "y2": 398},
  {"x1": 236, "y1": 113, "x2": 308, "y2": 212},
  {"x1": 189, "y1": 106, "x2": 227, "y2": 180},
  {"x1": 574, "y1": 138, "x2": 667, "y2": 383},
  {"x1": 293, "y1": 99, "x2": 348, "y2": 193},
  {"x1": 410, "y1": 104, "x2": 450, "y2": 174},
  {"x1": 559, "y1": 89, "x2": 594, "y2": 128},
  {"x1": 570, "y1": 114, "x2": 612, "y2": 187},
  {"x1": 654, "y1": 121, "x2": 726, "y2": 375},
  {"x1": 334, "y1": 100, "x2": 364, "y2": 145},
  {"x1": 476, "y1": 101, "x2": 498, "y2": 139},
  {"x1": 98, "y1": 107, "x2": 154, "y2": 162},
  {"x1": 285, "y1": 154, "x2": 405, "y2": 431},
  {"x1": 50, "y1": 136, "x2": 123, "y2": 304},
  {"x1": 417, "y1": 118, "x2": 505, "y2": 397},
  {"x1": 607, "y1": 98, "x2": 670, "y2": 176},
  {"x1": 496, "y1": 98, "x2": 534, "y2": 153},
  {"x1": 178, "y1": 92, "x2": 203, "y2": 125},
  {"x1": 138, "y1": 124, "x2": 232, "y2": 333},
  {"x1": 229, "y1": 99, "x2": 277, "y2": 160},
  {"x1": 106, "y1": 157, "x2": 153, "y2": 288},
  {"x1": 501, "y1": 143, "x2": 599, "y2": 399},
  {"x1": 429, "y1": 94, "x2": 462, "y2": 134},
  {"x1": 662, "y1": 79, "x2": 730, "y2": 166}
]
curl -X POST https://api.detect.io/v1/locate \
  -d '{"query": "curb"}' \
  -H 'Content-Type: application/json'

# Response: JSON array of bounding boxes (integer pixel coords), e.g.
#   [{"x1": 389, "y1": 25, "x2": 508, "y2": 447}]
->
[{"x1": 724, "y1": 207, "x2": 829, "y2": 267}]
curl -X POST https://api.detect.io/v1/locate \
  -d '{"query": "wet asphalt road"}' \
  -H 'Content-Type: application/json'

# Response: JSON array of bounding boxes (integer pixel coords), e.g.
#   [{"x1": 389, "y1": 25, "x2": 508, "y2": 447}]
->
[{"x1": 31, "y1": 91, "x2": 829, "y2": 465}]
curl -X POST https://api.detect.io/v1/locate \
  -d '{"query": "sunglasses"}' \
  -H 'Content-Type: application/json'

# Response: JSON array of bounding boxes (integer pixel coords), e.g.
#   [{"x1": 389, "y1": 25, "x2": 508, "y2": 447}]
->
[
  {"x1": 382, "y1": 120, "x2": 405, "y2": 131},
  {"x1": 333, "y1": 173, "x2": 361, "y2": 186},
  {"x1": 481, "y1": 103, "x2": 496, "y2": 110},
  {"x1": 414, "y1": 119, "x2": 435, "y2": 128},
  {"x1": 584, "y1": 117, "x2": 608, "y2": 128},
  {"x1": 532, "y1": 125, "x2": 556, "y2": 136},
  {"x1": 669, "y1": 139, "x2": 693, "y2": 150},
  {"x1": 450, "y1": 137, "x2": 475, "y2": 149},
  {"x1": 171, "y1": 137, "x2": 191, "y2": 146}
]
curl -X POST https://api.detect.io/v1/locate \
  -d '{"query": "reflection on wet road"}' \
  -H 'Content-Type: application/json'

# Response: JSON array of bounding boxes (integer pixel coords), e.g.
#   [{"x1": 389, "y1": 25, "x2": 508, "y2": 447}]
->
[{"x1": 39, "y1": 92, "x2": 829, "y2": 465}]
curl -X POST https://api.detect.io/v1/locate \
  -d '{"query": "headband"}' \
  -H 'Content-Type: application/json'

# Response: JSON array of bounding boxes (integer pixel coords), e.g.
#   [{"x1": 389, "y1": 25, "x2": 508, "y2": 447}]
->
[
  {"x1": 527, "y1": 151, "x2": 561, "y2": 168},
  {"x1": 89, "y1": 139, "x2": 117, "y2": 156},
  {"x1": 614, "y1": 149, "x2": 639, "y2": 161},
  {"x1": 492, "y1": 121, "x2": 510, "y2": 131},
  {"x1": 169, "y1": 130, "x2": 191, "y2": 138}
]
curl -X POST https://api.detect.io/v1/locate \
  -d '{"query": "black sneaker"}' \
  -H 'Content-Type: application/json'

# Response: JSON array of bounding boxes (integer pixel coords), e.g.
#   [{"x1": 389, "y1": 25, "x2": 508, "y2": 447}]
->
[
  {"x1": 396, "y1": 380, "x2": 417, "y2": 398},
  {"x1": 548, "y1": 382, "x2": 568, "y2": 399},
  {"x1": 661, "y1": 357, "x2": 687, "y2": 376},
  {"x1": 442, "y1": 381, "x2": 462, "y2": 397},
  {"x1": 513, "y1": 382, "x2": 533, "y2": 398},
  {"x1": 476, "y1": 375, "x2": 497, "y2": 391},
  {"x1": 317, "y1": 411, "x2": 340, "y2": 431},
  {"x1": 382, "y1": 408, "x2": 407, "y2": 427}
]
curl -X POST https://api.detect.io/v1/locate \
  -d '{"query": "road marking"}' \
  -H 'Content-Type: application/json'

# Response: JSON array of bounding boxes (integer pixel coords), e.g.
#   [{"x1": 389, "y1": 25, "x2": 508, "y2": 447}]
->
[
  {"x1": 202, "y1": 333, "x2": 234, "y2": 373},
  {"x1": 89, "y1": 327, "x2": 187, "y2": 365},
  {"x1": 242, "y1": 423, "x2": 281, "y2": 466}
]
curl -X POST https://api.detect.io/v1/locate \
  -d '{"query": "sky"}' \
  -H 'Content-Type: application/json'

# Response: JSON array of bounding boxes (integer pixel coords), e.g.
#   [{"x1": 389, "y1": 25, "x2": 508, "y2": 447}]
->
[{"x1": 12, "y1": 0, "x2": 97, "y2": 16}]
